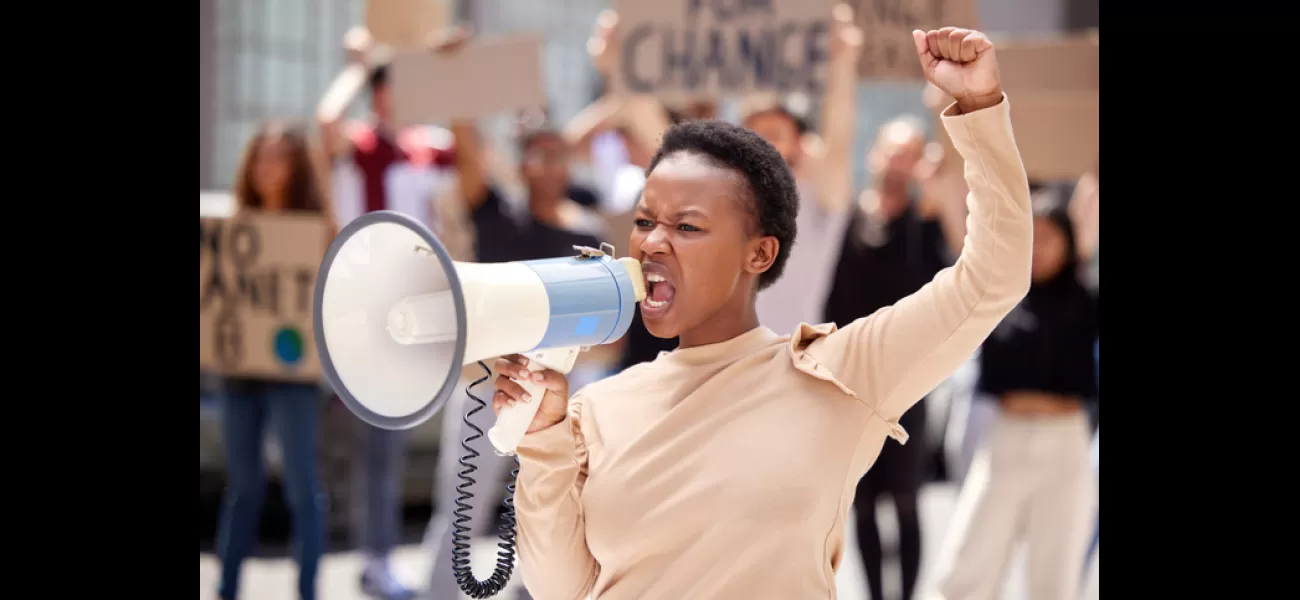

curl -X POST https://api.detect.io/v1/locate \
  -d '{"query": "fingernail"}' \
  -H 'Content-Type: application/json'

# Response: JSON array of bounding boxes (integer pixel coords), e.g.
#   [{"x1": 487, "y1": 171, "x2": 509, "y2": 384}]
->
[
  {"x1": 509, "y1": 400, "x2": 516, "y2": 407},
  {"x1": 522, "y1": 392, "x2": 532, "y2": 401},
  {"x1": 519, "y1": 357, "x2": 529, "y2": 366},
  {"x1": 532, "y1": 373, "x2": 545, "y2": 382}
]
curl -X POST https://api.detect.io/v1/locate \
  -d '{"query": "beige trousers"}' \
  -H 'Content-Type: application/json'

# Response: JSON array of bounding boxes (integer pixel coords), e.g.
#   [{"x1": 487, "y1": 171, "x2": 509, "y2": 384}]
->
[{"x1": 933, "y1": 411, "x2": 1095, "y2": 600}]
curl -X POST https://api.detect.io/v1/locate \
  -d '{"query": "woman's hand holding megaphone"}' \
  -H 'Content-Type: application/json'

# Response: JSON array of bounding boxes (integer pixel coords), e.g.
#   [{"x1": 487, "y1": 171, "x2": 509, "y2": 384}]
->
[{"x1": 493, "y1": 354, "x2": 571, "y2": 434}]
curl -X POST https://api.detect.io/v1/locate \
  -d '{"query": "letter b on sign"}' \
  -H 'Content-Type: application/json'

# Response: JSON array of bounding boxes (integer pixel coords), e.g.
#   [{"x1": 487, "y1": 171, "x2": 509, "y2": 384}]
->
[{"x1": 213, "y1": 310, "x2": 244, "y2": 369}]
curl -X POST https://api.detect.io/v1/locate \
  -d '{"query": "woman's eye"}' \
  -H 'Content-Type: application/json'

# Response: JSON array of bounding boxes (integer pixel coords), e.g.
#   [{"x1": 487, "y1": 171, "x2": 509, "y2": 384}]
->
[
  {"x1": 634, "y1": 219, "x2": 654, "y2": 228},
  {"x1": 677, "y1": 223, "x2": 701, "y2": 232}
]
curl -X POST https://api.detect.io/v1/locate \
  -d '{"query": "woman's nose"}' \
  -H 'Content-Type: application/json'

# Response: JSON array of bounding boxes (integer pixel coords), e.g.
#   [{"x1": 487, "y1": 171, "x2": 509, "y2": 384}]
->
[{"x1": 640, "y1": 226, "x2": 670, "y2": 255}]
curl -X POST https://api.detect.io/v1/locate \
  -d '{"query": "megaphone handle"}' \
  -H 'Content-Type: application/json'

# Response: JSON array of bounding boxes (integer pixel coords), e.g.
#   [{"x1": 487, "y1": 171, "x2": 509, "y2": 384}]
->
[{"x1": 488, "y1": 346, "x2": 582, "y2": 456}]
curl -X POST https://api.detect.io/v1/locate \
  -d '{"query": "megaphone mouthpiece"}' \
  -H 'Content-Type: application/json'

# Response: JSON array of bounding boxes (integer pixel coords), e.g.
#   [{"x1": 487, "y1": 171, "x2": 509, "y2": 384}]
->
[
  {"x1": 619, "y1": 257, "x2": 647, "y2": 302},
  {"x1": 387, "y1": 291, "x2": 459, "y2": 344}
]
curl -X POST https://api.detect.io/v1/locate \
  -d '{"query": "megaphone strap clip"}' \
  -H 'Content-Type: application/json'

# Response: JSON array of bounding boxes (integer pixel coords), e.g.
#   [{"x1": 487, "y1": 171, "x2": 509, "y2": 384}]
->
[{"x1": 574, "y1": 242, "x2": 617, "y2": 259}]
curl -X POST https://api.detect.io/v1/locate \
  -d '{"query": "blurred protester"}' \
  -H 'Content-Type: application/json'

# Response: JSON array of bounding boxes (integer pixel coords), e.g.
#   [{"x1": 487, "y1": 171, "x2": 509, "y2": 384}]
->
[
  {"x1": 216, "y1": 121, "x2": 330, "y2": 600},
  {"x1": 933, "y1": 197, "x2": 1099, "y2": 600},
  {"x1": 518, "y1": 105, "x2": 606, "y2": 210},
  {"x1": 421, "y1": 102, "x2": 606, "y2": 599},
  {"x1": 940, "y1": 190, "x2": 1078, "y2": 485},
  {"x1": 452, "y1": 123, "x2": 605, "y2": 263},
  {"x1": 315, "y1": 26, "x2": 466, "y2": 600},
  {"x1": 742, "y1": 3, "x2": 860, "y2": 337},
  {"x1": 823, "y1": 116, "x2": 953, "y2": 600}
]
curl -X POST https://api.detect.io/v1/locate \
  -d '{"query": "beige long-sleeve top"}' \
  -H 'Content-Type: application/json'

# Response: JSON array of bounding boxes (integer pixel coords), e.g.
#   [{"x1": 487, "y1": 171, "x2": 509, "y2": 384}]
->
[{"x1": 514, "y1": 96, "x2": 1033, "y2": 600}]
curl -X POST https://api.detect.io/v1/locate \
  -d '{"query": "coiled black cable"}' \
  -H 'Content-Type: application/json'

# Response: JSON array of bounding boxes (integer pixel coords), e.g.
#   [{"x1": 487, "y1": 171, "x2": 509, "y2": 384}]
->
[{"x1": 451, "y1": 360, "x2": 520, "y2": 598}]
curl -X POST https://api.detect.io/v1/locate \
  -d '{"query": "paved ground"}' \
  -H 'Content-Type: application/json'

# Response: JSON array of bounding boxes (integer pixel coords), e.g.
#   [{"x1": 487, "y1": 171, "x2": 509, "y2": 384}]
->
[{"x1": 198, "y1": 483, "x2": 1099, "y2": 600}]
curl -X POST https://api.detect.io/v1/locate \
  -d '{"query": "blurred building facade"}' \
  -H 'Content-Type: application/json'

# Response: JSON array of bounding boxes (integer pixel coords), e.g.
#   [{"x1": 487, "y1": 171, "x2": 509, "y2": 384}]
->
[{"x1": 199, "y1": 0, "x2": 367, "y2": 189}]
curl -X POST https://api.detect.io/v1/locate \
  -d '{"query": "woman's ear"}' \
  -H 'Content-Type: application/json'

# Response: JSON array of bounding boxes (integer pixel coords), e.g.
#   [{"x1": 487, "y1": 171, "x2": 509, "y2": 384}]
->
[{"x1": 746, "y1": 236, "x2": 779, "y2": 276}]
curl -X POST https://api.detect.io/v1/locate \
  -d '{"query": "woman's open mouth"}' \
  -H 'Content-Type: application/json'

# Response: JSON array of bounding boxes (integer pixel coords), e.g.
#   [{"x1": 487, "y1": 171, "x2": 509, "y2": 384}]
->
[{"x1": 641, "y1": 264, "x2": 676, "y2": 319}]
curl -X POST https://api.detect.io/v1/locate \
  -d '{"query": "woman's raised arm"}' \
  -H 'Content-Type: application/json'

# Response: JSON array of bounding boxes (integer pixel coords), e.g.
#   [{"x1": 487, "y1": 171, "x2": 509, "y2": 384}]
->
[{"x1": 806, "y1": 29, "x2": 1033, "y2": 427}]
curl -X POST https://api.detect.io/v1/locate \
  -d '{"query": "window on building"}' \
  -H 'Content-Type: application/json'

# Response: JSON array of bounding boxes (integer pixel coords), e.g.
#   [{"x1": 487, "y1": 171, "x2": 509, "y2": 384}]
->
[{"x1": 201, "y1": 0, "x2": 364, "y2": 189}]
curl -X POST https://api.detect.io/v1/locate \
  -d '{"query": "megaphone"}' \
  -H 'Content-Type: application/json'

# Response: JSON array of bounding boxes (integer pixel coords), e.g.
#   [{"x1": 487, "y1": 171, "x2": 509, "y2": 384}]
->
[
  {"x1": 313, "y1": 210, "x2": 647, "y2": 455},
  {"x1": 314, "y1": 210, "x2": 647, "y2": 597}
]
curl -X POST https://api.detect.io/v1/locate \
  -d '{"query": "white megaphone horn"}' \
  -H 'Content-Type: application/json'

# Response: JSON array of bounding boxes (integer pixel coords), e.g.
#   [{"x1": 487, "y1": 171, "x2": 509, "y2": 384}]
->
[{"x1": 313, "y1": 210, "x2": 646, "y2": 456}]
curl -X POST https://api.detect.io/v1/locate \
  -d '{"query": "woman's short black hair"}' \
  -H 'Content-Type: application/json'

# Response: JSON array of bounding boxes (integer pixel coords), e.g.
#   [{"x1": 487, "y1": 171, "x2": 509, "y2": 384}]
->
[{"x1": 646, "y1": 119, "x2": 799, "y2": 291}]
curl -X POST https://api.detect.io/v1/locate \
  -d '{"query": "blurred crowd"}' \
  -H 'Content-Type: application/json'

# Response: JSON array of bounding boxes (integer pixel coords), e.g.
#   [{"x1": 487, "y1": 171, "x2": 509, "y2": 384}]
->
[{"x1": 199, "y1": 6, "x2": 1099, "y2": 600}]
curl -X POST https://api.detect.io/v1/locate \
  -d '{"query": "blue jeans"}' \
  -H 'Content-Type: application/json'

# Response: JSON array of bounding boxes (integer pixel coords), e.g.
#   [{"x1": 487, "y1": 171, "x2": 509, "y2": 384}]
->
[
  {"x1": 217, "y1": 382, "x2": 328, "y2": 600},
  {"x1": 352, "y1": 420, "x2": 407, "y2": 559}
]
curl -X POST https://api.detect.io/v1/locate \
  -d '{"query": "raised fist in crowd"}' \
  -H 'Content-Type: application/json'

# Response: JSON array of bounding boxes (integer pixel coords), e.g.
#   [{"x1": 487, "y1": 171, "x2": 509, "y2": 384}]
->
[{"x1": 912, "y1": 27, "x2": 1004, "y2": 114}]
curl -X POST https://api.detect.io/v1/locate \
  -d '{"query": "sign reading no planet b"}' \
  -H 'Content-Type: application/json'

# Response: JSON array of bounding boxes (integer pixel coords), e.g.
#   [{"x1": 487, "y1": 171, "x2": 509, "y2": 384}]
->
[
  {"x1": 612, "y1": 0, "x2": 836, "y2": 103},
  {"x1": 199, "y1": 210, "x2": 328, "y2": 382}
]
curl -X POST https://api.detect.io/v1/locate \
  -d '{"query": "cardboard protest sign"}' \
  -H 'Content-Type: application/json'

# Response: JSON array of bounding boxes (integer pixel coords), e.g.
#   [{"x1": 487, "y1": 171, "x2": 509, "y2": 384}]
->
[
  {"x1": 390, "y1": 35, "x2": 547, "y2": 126},
  {"x1": 996, "y1": 34, "x2": 1098, "y2": 181},
  {"x1": 996, "y1": 34, "x2": 1099, "y2": 93},
  {"x1": 610, "y1": 0, "x2": 837, "y2": 103},
  {"x1": 925, "y1": 34, "x2": 1099, "y2": 182},
  {"x1": 366, "y1": 0, "x2": 446, "y2": 51},
  {"x1": 1003, "y1": 91, "x2": 1098, "y2": 181},
  {"x1": 199, "y1": 211, "x2": 329, "y2": 382},
  {"x1": 854, "y1": 0, "x2": 979, "y2": 80}
]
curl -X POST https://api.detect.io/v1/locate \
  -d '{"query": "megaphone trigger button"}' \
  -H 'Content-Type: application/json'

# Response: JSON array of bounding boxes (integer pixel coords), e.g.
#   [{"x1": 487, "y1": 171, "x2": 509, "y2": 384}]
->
[{"x1": 573, "y1": 244, "x2": 607, "y2": 259}]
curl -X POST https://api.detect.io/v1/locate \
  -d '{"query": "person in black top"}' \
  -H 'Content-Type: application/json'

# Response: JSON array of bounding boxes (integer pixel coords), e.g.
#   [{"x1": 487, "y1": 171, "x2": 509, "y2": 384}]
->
[
  {"x1": 566, "y1": 184, "x2": 602, "y2": 210},
  {"x1": 935, "y1": 195, "x2": 1099, "y2": 600},
  {"x1": 823, "y1": 116, "x2": 949, "y2": 600},
  {"x1": 466, "y1": 128, "x2": 604, "y2": 262}
]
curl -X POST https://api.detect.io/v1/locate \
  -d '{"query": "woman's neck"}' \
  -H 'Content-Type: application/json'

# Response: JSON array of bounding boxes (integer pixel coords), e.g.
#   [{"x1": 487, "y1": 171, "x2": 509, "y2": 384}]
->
[{"x1": 677, "y1": 294, "x2": 761, "y2": 349}]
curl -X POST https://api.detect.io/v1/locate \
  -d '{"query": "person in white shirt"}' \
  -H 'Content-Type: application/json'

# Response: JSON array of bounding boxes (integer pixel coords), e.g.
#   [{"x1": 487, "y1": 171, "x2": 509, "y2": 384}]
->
[{"x1": 742, "y1": 4, "x2": 862, "y2": 335}]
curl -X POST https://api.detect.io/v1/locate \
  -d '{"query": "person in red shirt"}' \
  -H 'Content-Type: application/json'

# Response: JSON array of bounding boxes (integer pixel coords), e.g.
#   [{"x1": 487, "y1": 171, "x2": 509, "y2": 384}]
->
[{"x1": 315, "y1": 27, "x2": 463, "y2": 600}]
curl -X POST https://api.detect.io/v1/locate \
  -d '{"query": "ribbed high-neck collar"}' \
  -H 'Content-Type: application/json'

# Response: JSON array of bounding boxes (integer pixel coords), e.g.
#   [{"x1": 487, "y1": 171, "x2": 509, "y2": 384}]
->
[{"x1": 658, "y1": 326, "x2": 781, "y2": 367}]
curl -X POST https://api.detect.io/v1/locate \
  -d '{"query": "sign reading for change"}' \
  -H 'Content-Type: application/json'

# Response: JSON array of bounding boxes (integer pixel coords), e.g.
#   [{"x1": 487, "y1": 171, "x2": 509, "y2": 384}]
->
[
  {"x1": 199, "y1": 211, "x2": 329, "y2": 382},
  {"x1": 854, "y1": 0, "x2": 978, "y2": 80},
  {"x1": 611, "y1": 0, "x2": 837, "y2": 103}
]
